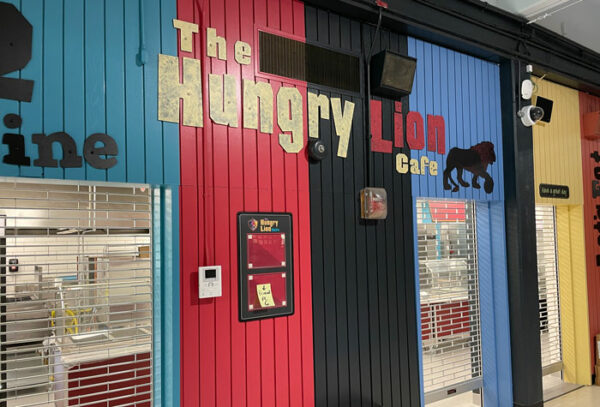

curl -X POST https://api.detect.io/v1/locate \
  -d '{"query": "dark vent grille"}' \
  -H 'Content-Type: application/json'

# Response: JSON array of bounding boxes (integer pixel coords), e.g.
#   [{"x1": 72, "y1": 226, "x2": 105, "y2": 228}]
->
[{"x1": 259, "y1": 31, "x2": 360, "y2": 92}]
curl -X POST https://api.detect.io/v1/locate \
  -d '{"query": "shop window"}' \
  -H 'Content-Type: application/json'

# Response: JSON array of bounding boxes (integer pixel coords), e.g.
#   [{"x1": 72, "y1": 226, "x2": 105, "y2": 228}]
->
[
  {"x1": 416, "y1": 199, "x2": 482, "y2": 404},
  {"x1": 0, "y1": 178, "x2": 153, "y2": 406},
  {"x1": 535, "y1": 206, "x2": 562, "y2": 376}
]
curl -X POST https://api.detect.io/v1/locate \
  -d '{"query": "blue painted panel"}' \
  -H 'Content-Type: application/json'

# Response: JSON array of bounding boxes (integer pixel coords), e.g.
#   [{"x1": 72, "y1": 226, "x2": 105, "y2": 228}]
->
[
  {"x1": 476, "y1": 202, "x2": 497, "y2": 404},
  {"x1": 408, "y1": 38, "x2": 504, "y2": 202},
  {"x1": 413, "y1": 199, "x2": 512, "y2": 407},
  {"x1": 489, "y1": 201, "x2": 512, "y2": 406},
  {"x1": 476, "y1": 201, "x2": 513, "y2": 407}
]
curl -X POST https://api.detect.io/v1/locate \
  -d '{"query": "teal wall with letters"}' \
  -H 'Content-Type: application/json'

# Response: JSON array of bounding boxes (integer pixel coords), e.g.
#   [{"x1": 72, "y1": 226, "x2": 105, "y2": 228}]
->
[{"x1": 0, "y1": 1, "x2": 180, "y2": 405}]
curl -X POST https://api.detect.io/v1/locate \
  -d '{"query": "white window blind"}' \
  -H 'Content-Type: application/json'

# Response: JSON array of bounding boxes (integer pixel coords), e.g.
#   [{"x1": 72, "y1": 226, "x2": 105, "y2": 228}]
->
[
  {"x1": 535, "y1": 205, "x2": 562, "y2": 374},
  {"x1": 0, "y1": 178, "x2": 153, "y2": 407},
  {"x1": 416, "y1": 199, "x2": 482, "y2": 404}
]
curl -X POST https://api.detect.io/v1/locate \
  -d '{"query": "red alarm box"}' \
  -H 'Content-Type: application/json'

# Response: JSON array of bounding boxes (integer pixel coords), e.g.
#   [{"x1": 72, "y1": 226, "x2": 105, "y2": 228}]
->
[{"x1": 360, "y1": 187, "x2": 388, "y2": 219}]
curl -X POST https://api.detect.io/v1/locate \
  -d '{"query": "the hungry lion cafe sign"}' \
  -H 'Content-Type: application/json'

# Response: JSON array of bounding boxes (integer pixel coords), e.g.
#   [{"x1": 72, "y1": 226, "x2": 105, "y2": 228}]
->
[{"x1": 159, "y1": 20, "x2": 496, "y2": 191}]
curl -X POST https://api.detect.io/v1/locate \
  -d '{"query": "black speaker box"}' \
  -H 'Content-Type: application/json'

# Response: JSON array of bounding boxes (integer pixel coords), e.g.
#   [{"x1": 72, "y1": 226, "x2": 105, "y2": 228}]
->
[
  {"x1": 535, "y1": 96, "x2": 554, "y2": 123},
  {"x1": 370, "y1": 50, "x2": 417, "y2": 99}
]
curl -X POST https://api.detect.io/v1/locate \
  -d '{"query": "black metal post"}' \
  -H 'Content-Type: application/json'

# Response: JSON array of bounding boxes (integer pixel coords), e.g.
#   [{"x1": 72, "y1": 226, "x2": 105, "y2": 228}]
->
[{"x1": 500, "y1": 59, "x2": 543, "y2": 407}]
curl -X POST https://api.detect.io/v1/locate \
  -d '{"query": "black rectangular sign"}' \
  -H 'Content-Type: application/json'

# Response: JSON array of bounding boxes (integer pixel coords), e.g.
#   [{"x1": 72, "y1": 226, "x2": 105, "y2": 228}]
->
[
  {"x1": 539, "y1": 184, "x2": 570, "y2": 199},
  {"x1": 237, "y1": 213, "x2": 294, "y2": 321}
]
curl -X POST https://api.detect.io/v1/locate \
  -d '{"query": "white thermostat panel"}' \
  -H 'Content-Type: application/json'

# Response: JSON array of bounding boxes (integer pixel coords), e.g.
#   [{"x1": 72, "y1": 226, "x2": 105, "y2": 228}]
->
[{"x1": 199, "y1": 265, "x2": 222, "y2": 299}]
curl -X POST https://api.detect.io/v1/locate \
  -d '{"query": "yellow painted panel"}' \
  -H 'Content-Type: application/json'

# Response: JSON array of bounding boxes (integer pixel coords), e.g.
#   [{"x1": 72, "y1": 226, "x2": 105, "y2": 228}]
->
[
  {"x1": 556, "y1": 205, "x2": 591, "y2": 385},
  {"x1": 533, "y1": 80, "x2": 583, "y2": 205}
]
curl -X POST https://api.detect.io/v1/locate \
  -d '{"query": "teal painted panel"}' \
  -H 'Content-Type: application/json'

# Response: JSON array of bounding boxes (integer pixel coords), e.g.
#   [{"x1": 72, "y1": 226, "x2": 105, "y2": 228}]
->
[
  {"x1": 84, "y1": 0, "x2": 107, "y2": 181},
  {"x1": 160, "y1": 0, "x2": 180, "y2": 186},
  {"x1": 163, "y1": 186, "x2": 180, "y2": 407},
  {"x1": 0, "y1": 0, "x2": 180, "y2": 187},
  {"x1": 0, "y1": 1, "x2": 181, "y2": 406},
  {"x1": 123, "y1": 0, "x2": 146, "y2": 183},
  {"x1": 105, "y1": 0, "x2": 127, "y2": 182},
  {"x1": 152, "y1": 185, "x2": 180, "y2": 407},
  {"x1": 153, "y1": 188, "x2": 163, "y2": 406},
  {"x1": 143, "y1": 0, "x2": 164, "y2": 184},
  {"x1": 0, "y1": 1, "x2": 20, "y2": 177},
  {"x1": 42, "y1": 0, "x2": 64, "y2": 180},
  {"x1": 63, "y1": 0, "x2": 86, "y2": 180},
  {"x1": 18, "y1": 0, "x2": 43, "y2": 178}
]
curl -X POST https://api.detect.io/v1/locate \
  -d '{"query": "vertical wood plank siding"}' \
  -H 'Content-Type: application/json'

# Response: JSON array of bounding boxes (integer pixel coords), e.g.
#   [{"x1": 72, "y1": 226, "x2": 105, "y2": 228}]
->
[
  {"x1": 532, "y1": 80, "x2": 583, "y2": 205},
  {"x1": 177, "y1": 0, "x2": 315, "y2": 406},
  {"x1": 555, "y1": 205, "x2": 591, "y2": 385},
  {"x1": 531, "y1": 80, "x2": 590, "y2": 385},
  {"x1": 0, "y1": 0, "x2": 180, "y2": 186},
  {"x1": 0, "y1": 1, "x2": 181, "y2": 406},
  {"x1": 306, "y1": 7, "x2": 421, "y2": 407},
  {"x1": 578, "y1": 92, "x2": 600, "y2": 375},
  {"x1": 407, "y1": 36, "x2": 512, "y2": 406},
  {"x1": 407, "y1": 37, "x2": 504, "y2": 201}
]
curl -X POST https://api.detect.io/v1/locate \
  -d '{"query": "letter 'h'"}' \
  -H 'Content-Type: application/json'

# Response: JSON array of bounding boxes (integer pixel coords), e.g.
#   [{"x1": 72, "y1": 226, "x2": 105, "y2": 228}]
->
[{"x1": 158, "y1": 54, "x2": 203, "y2": 127}]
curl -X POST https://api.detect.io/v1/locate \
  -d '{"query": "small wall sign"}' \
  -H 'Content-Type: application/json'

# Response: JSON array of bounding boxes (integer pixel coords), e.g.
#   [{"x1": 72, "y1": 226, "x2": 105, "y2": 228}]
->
[
  {"x1": 237, "y1": 212, "x2": 294, "y2": 321},
  {"x1": 539, "y1": 184, "x2": 570, "y2": 199}
]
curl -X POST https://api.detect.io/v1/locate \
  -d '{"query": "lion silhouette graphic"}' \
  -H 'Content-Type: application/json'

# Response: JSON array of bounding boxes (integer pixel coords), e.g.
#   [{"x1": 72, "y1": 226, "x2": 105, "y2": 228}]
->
[{"x1": 443, "y1": 141, "x2": 496, "y2": 193}]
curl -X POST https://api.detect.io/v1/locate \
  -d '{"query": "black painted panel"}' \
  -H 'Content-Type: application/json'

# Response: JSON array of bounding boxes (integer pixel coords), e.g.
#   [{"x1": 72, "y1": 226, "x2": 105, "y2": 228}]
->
[
  {"x1": 500, "y1": 60, "x2": 543, "y2": 407},
  {"x1": 307, "y1": 6, "x2": 420, "y2": 407}
]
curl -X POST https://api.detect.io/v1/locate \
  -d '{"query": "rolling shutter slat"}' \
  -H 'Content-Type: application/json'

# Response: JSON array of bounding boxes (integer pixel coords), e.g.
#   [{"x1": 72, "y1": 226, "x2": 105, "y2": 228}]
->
[
  {"x1": 0, "y1": 178, "x2": 153, "y2": 406},
  {"x1": 416, "y1": 199, "x2": 482, "y2": 402}
]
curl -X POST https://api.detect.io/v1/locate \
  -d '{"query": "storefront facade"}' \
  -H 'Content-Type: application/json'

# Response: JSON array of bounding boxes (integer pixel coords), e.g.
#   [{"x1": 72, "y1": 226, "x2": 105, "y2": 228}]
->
[
  {"x1": 3, "y1": 0, "x2": 600, "y2": 406},
  {"x1": 0, "y1": 0, "x2": 180, "y2": 405}
]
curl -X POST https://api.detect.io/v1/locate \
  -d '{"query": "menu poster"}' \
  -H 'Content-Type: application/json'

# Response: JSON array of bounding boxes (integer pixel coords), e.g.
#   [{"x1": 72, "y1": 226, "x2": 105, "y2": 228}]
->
[{"x1": 238, "y1": 213, "x2": 294, "y2": 321}]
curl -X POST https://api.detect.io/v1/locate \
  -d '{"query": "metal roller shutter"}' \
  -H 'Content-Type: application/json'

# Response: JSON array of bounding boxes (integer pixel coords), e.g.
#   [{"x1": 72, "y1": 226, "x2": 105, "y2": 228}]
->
[
  {"x1": 0, "y1": 177, "x2": 153, "y2": 407},
  {"x1": 535, "y1": 205, "x2": 562, "y2": 375},
  {"x1": 416, "y1": 199, "x2": 482, "y2": 404}
]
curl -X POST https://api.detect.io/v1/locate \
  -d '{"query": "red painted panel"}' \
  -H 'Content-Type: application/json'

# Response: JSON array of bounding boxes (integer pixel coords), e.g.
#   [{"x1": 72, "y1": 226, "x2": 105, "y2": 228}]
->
[
  {"x1": 579, "y1": 92, "x2": 600, "y2": 374},
  {"x1": 177, "y1": 0, "x2": 314, "y2": 405}
]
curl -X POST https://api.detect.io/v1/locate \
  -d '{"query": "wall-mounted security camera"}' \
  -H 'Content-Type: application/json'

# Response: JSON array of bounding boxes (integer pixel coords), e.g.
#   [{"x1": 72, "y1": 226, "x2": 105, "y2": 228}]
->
[
  {"x1": 517, "y1": 105, "x2": 544, "y2": 127},
  {"x1": 521, "y1": 79, "x2": 534, "y2": 100},
  {"x1": 307, "y1": 139, "x2": 327, "y2": 161}
]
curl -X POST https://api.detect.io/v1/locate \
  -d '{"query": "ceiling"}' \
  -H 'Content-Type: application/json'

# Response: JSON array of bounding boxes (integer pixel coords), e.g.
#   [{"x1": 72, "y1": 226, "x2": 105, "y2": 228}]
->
[{"x1": 479, "y1": 0, "x2": 600, "y2": 54}]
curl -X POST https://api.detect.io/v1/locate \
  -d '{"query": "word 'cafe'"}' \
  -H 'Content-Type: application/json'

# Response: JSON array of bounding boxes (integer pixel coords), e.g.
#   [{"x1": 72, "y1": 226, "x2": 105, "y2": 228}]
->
[{"x1": 158, "y1": 20, "x2": 447, "y2": 175}]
